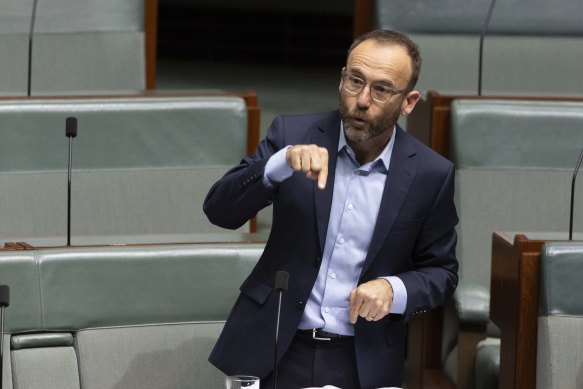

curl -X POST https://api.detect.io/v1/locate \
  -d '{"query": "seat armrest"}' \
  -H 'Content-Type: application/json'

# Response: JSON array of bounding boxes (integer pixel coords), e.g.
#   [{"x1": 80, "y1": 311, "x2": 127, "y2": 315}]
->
[{"x1": 453, "y1": 283, "x2": 490, "y2": 325}]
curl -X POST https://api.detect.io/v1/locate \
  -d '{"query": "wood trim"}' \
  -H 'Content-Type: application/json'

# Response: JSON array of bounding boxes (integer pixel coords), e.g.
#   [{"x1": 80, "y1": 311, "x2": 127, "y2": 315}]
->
[
  {"x1": 457, "y1": 324, "x2": 487, "y2": 389},
  {"x1": 491, "y1": 232, "x2": 546, "y2": 389},
  {"x1": 240, "y1": 91, "x2": 260, "y2": 157},
  {"x1": 406, "y1": 308, "x2": 448, "y2": 389},
  {"x1": 2, "y1": 239, "x2": 268, "y2": 252},
  {"x1": 353, "y1": 0, "x2": 374, "y2": 38},
  {"x1": 144, "y1": 0, "x2": 159, "y2": 89},
  {"x1": 423, "y1": 369, "x2": 457, "y2": 389},
  {"x1": 515, "y1": 251, "x2": 540, "y2": 389},
  {"x1": 239, "y1": 91, "x2": 261, "y2": 233}
]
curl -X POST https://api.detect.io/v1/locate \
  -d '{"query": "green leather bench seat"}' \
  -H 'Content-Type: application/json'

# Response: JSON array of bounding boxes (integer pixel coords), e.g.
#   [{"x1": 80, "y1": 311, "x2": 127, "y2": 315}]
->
[
  {"x1": 0, "y1": 95, "x2": 249, "y2": 241},
  {"x1": 451, "y1": 99, "x2": 583, "y2": 300},
  {"x1": 536, "y1": 242, "x2": 583, "y2": 389},
  {"x1": 371, "y1": 0, "x2": 583, "y2": 96},
  {"x1": 0, "y1": 242, "x2": 264, "y2": 389},
  {"x1": 473, "y1": 337, "x2": 500, "y2": 389},
  {"x1": 0, "y1": 0, "x2": 145, "y2": 94},
  {"x1": 442, "y1": 99, "x2": 583, "y2": 386}
]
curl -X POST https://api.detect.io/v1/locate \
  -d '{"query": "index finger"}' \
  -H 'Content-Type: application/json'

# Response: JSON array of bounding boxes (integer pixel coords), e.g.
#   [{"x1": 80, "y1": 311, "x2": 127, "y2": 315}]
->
[
  {"x1": 349, "y1": 288, "x2": 362, "y2": 324},
  {"x1": 317, "y1": 148, "x2": 328, "y2": 190}
]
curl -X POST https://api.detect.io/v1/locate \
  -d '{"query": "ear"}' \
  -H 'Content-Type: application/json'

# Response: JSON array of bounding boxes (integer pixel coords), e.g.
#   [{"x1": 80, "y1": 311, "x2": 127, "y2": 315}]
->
[{"x1": 400, "y1": 90, "x2": 421, "y2": 116}]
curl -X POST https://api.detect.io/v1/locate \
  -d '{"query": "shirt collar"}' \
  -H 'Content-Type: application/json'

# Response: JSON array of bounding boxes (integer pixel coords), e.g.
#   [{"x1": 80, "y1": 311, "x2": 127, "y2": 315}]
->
[{"x1": 338, "y1": 121, "x2": 395, "y2": 172}]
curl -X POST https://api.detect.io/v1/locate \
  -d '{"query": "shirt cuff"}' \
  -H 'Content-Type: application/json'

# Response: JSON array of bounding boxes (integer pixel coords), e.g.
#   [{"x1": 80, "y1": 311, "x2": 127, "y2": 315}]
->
[
  {"x1": 262, "y1": 146, "x2": 293, "y2": 188},
  {"x1": 382, "y1": 276, "x2": 407, "y2": 315}
]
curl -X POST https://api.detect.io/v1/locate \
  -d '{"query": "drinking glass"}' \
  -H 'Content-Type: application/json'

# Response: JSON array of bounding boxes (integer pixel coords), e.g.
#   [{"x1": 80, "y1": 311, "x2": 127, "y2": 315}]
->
[{"x1": 225, "y1": 375, "x2": 260, "y2": 389}]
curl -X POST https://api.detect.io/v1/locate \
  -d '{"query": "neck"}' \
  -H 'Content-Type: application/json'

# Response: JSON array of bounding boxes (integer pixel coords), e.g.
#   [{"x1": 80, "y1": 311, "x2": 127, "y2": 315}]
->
[{"x1": 347, "y1": 127, "x2": 393, "y2": 165}]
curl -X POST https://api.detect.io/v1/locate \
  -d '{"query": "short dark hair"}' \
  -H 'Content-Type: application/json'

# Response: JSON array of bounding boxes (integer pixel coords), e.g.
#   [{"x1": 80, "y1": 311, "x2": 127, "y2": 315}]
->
[{"x1": 347, "y1": 29, "x2": 422, "y2": 90}]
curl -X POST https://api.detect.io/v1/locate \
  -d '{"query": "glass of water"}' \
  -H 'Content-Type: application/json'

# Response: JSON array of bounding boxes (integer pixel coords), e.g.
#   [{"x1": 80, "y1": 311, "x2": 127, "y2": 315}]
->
[{"x1": 225, "y1": 375, "x2": 260, "y2": 389}]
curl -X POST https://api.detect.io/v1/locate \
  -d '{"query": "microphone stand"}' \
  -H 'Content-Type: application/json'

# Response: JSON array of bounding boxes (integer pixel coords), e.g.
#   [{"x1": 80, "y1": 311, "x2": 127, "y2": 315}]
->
[
  {"x1": 0, "y1": 285, "x2": 10, "y2": 389},
  {"x1": 273, "y1": 271, "x2": 289, "y2": 389},
  {"x1": 27, "y1": 0, "x2": 39, "y2": 96},
  {"x1": 569, "y1": 148, "x2": 583, "y2": 240},
  {"x1": 66, "y1": 117, "x2": 78, "y2": 246},
  {"x1": 478, "y1": 0, "x2": 497, "y2": 96}
]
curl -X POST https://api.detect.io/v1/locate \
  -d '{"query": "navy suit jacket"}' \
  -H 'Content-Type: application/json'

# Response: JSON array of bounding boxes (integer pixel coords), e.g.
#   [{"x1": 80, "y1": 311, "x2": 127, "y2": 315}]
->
[{"x1": 204, "y1": 111, "x2": 458, "y2": 389}]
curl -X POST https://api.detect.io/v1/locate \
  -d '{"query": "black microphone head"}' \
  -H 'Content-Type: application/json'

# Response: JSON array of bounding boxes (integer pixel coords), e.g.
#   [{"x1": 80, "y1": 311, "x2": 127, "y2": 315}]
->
[
  {"x1": 0, "y1": 285, "x2": 9, "y2": 307},
  {"x1": 275, "y1": 271, "x2": 289, "y2": 292},
  {"x1": 66, "y1": 117, "x2": 77, "y2": 138}
]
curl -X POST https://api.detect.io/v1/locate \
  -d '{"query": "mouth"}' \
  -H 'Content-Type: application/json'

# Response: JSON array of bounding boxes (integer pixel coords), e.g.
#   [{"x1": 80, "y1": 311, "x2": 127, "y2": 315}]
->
[{"x1": 348, "y1": 115, "x2": 367, "y2": 128}]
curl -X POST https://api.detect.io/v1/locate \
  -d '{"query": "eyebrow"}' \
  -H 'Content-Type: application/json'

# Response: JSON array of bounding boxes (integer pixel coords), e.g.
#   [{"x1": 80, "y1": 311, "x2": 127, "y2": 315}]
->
[{"x1": 347, "y1": 68, "x2": 397, "y2": 88}]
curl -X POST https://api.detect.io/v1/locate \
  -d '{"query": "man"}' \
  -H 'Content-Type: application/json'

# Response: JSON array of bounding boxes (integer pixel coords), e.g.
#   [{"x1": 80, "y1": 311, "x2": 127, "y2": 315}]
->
[{"x1": 204, "y1": 29, "x2": 458, "y2": 389}]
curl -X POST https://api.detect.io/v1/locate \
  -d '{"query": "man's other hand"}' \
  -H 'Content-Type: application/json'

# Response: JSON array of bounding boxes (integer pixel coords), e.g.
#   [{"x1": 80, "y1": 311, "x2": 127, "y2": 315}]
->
[{"x1": 349, "y1": 279, "x2": 394, "y2": 323}]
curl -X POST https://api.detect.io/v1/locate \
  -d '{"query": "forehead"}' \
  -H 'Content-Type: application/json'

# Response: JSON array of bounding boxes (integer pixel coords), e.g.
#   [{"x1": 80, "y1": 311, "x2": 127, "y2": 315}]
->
[{"x1": 347, "y1": 40, "x2": 412, "y2": 83}]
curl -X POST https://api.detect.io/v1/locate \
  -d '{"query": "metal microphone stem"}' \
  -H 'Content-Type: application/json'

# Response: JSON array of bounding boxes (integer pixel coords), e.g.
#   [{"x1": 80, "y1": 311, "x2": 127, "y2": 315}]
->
[
  {"x1": 478, "y1": 0, "x2": 497, "y2": 96},
  {"x1": 273, "y1": 290, "x2": 283, "y2": 389},
  {"x1": 569, "y1": 149, "x2": 583, "y2": 240},
  {"x1": 1, "y1": 306, "x2": 5, "y2": 389},
  {"x1": 67, "y1": 136, "x2": 73, "y2": 246}
]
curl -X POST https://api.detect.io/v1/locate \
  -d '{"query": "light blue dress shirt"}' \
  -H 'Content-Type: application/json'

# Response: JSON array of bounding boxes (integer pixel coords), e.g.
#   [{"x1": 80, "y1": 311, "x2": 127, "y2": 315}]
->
[{"x1": 263, "y1": 124, "x2": 407, "y2": 336}]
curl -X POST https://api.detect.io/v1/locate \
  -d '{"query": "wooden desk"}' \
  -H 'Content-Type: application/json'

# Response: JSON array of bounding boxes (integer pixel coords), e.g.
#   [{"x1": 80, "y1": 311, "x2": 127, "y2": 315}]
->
[
  {"x1": 490, "y1": 231, "x2": 578, "y2": 389},
  {"x1": 2, "y1": 232, "x2": 269, "y2": 251}
]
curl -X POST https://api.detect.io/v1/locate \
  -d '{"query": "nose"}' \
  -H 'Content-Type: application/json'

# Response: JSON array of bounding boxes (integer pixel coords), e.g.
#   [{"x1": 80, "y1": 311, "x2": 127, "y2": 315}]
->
[{"x1": 356, "y1": 84, "x2": 372, "y2": 108}]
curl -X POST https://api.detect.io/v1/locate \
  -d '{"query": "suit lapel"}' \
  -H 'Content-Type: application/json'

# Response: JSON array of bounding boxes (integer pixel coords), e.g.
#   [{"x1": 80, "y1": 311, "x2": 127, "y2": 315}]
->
[
  {"x1": 361, "y1": 127, "x2": 417, "y2": 275},
  {"x1": 312, "y1": 113, "x2": 341, "y2": 255}
]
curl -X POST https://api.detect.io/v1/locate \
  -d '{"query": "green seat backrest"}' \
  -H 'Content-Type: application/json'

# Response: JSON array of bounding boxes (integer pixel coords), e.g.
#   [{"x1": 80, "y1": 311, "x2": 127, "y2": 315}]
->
[
  {"x1": 371, "y1": 1, "x2": 583, "y2": 95},
  {"x1": 0, "y1": 243, "x2": 263, "y2": 389},
  {"x1": 0, "y1": 96, "x2": 248, "y2": 239},
  {"x1": 0, "y1": 0, "x2": 145, "y2": 94},
  {"x1": 539, "y1": 242, "x2": 583, "y2": 317},
  {"x1": 451, "y1": 99, "x2": 583, "y2": 290},
  {"x1": 0, "y1": 242, "x2": 264, "y2": 333},
  {"x1": 374, "y1": 0, "x2": 583, "y2": 36},
  {"x1": 536, "y1": 242, "x2": 583, "y2": 389}
]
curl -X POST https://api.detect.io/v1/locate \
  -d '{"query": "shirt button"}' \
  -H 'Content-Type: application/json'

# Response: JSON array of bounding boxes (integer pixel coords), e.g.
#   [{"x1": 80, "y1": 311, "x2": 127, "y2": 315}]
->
[
  {"x1": 347, "y1": 203, "x2": 353, "y2": 210},
  {"x1": 324, "y1": 307, "x2": 330, "y2": 313},
  {"x1": 330, "y1": 272, "x2": 336, "y2": 279},
  {"x1": 339, "y1": 238, "x2": 345, "y2": 245}
]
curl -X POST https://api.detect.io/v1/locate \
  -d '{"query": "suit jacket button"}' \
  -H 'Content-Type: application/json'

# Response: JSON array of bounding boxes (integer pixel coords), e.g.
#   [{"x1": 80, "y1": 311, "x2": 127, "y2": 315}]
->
[
  {"x1": 312, "y1": 257, "x2": 321, "y2": 267},
  {"x1": 295, "y1": 300, "x2": 304, "y2": 310}
]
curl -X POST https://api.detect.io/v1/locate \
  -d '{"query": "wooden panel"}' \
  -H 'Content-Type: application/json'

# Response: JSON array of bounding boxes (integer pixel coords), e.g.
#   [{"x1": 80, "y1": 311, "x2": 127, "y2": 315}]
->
[
  {"x1": 515, "y1": 251, "x2": 540, "y2": 389},
  {"x1": 239, "y1": 90, "x2": 260, "y2": 233},
  {"x1": 406, "y1": 308, "x2": 452, "y2": 389},
  {"x1": 353, "y1": 0, "x2": 374, "y2": 38},
  {"x1": 145, "y1": 0, "x2": 158, "y2": 89},
  {"x1": 491, "y1": 232, "x2": 546, "y2": 389},
  {"x1": 423, "y1": 369, "x2": 457, "y2": 389}
]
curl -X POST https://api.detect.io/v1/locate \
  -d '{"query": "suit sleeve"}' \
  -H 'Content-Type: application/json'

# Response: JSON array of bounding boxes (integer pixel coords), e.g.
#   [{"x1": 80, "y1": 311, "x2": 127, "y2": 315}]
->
[
  {"x1": 203, "y1": 116, "x2": 286, "y2": 230},
  {"x1": 397, "y1": 163, "x2": 459, "y2": 322}
]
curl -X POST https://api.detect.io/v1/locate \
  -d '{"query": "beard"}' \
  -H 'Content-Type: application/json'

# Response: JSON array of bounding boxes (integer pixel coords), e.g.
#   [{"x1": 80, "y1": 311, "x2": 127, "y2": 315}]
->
[{"x1": 339, "y1": 96, "x2": 402, "y2": 143}]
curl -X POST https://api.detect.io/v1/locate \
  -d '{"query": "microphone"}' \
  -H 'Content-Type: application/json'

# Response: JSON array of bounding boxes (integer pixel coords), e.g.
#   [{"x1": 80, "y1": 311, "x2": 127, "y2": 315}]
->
[
  {"x1": 478, "y1": 0, "x2": 498, "y2": 96},
  {"x1": 569, "y1": 148, "x2": 583, "y2": 240},
  {"x1": 66, "y1": 117, "x2": 78, "y2": 246},
  {"x1": 273, "y1": 271, "x2": 289, "y2": 389},
  {"x1": 0, "y1": 285, "x2": 9, "y2": 389},
  {"x1": 27, "y1": 0, "x2": 39, "y2": 96}
]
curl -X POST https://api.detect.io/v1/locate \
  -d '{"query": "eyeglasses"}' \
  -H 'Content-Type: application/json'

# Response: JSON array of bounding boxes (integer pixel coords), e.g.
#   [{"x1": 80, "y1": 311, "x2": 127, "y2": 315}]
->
[{"x1": 341, "y1": 67, "x2": 408, "y2": 104}]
